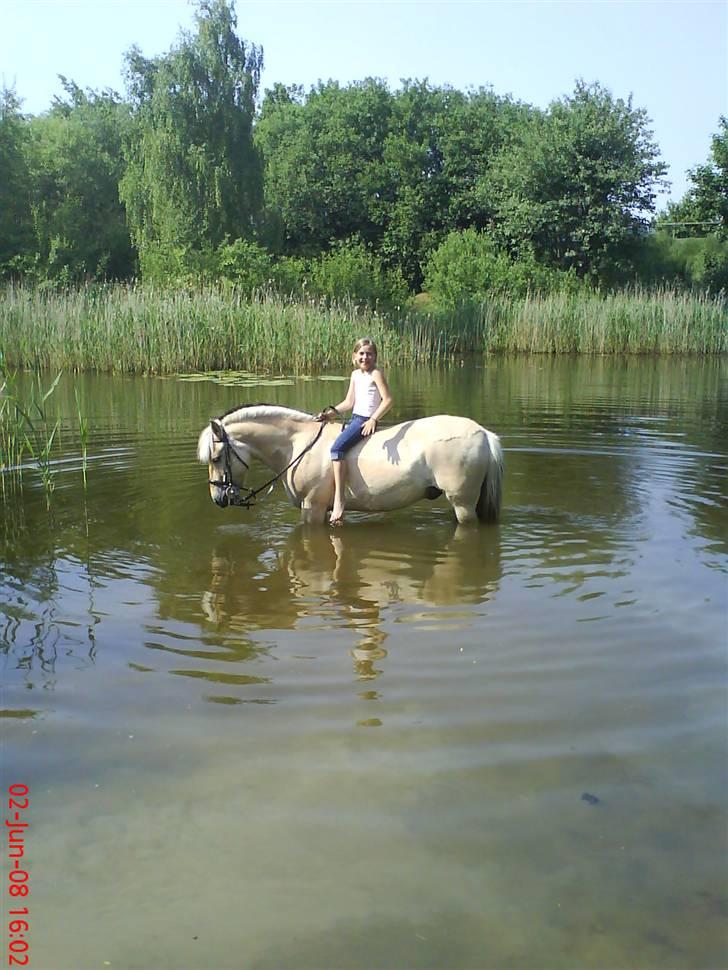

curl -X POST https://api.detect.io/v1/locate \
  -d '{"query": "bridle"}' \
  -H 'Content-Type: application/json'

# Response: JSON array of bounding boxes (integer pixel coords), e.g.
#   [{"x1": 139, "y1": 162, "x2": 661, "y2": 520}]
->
[{"x1": 208, "y1": 418, "x2": 326, "y2": 508}]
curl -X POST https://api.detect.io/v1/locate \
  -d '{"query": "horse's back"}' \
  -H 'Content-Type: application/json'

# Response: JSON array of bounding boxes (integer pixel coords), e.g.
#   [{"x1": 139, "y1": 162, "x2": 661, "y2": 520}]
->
[{"x1": 359, "y1": 414, "x2": 487, "y2": 453}]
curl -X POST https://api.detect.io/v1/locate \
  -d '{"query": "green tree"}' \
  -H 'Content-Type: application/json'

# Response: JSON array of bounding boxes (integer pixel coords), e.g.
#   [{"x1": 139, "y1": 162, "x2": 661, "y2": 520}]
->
[
  {"x1": 658, "y1": 118, "x2": 728, "y2": 239},
  {"x1": 256, "y1": 79, "x2": 523, "y2": 287},
  {"x1": 27, "y1": 79, "x2": 134, "y2": 281},
  {"x1": 256, "y1": 78, "x2": 394, "y2": 257},
  {"x1": 120, "y1": 0, "x2": 263, "y2": 279},
  {"x1": 0, "y1": 87, "x2": 34, "y2": 278},
  {"x1": 380, "y1": 82, "x2": 530, "y2": 284},
  {"x1": 483, "y1": 81, "x2": 667, "y2": 283},
  {"x1": 423, "y1": 228, "x2": 571, "y2": 306}
]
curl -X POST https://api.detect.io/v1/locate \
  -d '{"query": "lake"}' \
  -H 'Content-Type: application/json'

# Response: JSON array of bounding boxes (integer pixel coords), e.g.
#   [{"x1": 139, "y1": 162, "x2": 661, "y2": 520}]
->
[{"x1": 2, "y1": 356, "x2": 727, "y2": 969}]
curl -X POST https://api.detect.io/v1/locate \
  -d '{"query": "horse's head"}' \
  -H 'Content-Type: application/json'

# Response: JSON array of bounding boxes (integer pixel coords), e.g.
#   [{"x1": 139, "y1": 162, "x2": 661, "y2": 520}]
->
[{"x1": 198, "y1": 419, "x2": 251, "y2": 508}]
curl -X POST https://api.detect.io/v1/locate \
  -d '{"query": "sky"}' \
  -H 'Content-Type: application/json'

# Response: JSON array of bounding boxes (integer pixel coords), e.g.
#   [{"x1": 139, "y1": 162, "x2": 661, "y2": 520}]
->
[{"x1": 1, "y1": 0, "x2": 726, "y2": 209}]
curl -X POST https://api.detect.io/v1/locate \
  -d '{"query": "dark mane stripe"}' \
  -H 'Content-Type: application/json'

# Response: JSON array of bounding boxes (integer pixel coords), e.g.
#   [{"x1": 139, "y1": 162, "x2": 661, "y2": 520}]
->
[
  {"x1": 219, "y1": 403, "x2": 314, "y2": 423},
  {"x1": 219, "y1": 401, "x2": 271, "y2": 419}
]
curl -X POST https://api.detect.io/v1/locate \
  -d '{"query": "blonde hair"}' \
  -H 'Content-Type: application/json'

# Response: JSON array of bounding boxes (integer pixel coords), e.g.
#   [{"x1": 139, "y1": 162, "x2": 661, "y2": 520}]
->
[{"x1": 352, "y1": 337, "x2": 378, "y2": 362}]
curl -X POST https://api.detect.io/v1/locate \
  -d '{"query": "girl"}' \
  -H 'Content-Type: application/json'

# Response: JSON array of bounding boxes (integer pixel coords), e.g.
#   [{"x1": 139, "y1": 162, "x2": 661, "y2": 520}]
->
[{"x1": 318, "y1": 337, "x2": 393, "y2": 526}]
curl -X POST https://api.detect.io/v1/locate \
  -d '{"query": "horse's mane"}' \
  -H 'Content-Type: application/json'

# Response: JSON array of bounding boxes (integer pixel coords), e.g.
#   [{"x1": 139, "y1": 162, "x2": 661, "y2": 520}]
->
[
  {"x1": 197, "y1": 403, "x2": 315, "y2": 463},
  {"x1": 219, "y1": 402, "x2": 314, "y2": 424}
]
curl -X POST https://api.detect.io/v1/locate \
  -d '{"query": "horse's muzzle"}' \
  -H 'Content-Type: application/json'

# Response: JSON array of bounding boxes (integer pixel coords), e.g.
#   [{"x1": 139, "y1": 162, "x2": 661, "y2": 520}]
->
[{"x1": 212, "y1": 488, "x2": 229, "y2": 508}]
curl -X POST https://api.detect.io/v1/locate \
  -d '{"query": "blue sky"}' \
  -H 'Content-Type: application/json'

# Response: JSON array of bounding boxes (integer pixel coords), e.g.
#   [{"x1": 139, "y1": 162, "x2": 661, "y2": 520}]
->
[{"x1": 1, "y1": 0, "x2": 725, "y2": 209}]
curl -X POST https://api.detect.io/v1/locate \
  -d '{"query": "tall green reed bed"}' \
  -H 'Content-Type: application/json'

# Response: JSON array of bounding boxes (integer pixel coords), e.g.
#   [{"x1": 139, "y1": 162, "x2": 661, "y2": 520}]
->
[
  {"x1": 1, "y1": 369, "x2": 61, "y2": 505},
  {"x1": 0, "y1": 284, "x2": 725, "y2": 374},
  {"x1": 1, "y1": 368, "x2": 90, "y2": 506}
]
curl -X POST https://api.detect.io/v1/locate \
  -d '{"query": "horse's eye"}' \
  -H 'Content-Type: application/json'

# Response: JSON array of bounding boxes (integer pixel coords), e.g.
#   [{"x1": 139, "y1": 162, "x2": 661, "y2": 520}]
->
[{"x1": 211, "y1": 454, "x2": 222, "y2": 464}]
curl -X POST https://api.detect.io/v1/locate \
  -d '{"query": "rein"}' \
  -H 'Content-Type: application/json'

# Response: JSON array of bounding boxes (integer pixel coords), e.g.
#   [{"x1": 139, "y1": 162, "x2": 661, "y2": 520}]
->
[{"x1": 209, "y1": 418, "x2": 326, "y2": 508}]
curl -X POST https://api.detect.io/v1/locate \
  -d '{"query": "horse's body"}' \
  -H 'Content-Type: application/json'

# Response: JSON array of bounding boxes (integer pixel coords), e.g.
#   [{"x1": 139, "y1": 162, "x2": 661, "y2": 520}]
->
[{"x1": 197, "y1": 405, "x2": 503, "y2": 525}]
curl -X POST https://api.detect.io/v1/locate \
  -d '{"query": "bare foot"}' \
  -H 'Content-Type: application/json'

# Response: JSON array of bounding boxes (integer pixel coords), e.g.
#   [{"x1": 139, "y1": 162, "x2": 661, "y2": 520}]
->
[{"x1": 329, "y1": 502, "x2": 345, "y2": 526}]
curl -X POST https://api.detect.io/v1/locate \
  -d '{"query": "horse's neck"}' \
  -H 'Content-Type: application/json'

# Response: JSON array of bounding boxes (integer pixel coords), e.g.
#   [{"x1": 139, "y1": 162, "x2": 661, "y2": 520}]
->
[{"x1": 230, "y1": 417, "x2": 303, "y2": 471}]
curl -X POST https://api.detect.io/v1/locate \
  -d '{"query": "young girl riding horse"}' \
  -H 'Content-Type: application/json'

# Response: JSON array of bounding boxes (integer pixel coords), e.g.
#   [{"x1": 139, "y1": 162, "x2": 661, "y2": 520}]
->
[{"x1": 317, "y1": 338, "x2": 393, "y2": 525}]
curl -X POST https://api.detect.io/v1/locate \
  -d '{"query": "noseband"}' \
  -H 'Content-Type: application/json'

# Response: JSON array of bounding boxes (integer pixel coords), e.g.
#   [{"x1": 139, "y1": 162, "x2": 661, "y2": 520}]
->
[{"x1": 209, "y1": 419, "x2": 325, "y2": 508}]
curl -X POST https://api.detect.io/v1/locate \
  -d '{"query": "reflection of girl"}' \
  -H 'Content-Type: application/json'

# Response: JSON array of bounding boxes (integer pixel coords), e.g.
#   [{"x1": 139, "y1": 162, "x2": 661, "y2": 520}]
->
[{"x1": 317, "y1": 338, "x2": 392, "y2": 526}]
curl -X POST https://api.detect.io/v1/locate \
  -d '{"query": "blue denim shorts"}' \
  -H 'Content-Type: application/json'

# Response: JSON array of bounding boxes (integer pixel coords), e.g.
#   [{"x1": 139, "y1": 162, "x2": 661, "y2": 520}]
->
[{"x1": 330, "y1": 413, "x2": 369, "y2": 460}]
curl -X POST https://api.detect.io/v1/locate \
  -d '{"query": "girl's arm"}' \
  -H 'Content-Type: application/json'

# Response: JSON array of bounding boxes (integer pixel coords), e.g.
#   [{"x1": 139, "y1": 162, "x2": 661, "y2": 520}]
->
[
  {"x1": 317, "y1": 373, "x2": 355, "y2": 420},
  {"x1": 362, "y1": 369, "x2": 392, "y2": 435}
]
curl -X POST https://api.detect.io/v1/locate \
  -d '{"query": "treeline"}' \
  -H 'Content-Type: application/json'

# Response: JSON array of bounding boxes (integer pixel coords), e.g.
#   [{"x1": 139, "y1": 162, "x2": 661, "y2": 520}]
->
[{"x1": 1, "y1": 0, "x2": 726, "y2": 310}]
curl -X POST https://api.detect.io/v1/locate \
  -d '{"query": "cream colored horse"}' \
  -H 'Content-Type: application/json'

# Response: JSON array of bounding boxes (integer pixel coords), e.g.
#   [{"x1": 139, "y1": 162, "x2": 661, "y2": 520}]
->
[{"x1": 197, "y1": 404, "x2": 503, "y2": 525}]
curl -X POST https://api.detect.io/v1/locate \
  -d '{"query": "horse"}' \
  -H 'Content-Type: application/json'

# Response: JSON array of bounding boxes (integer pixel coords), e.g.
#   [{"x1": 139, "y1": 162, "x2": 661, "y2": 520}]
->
[{"x1": 197, "y1": 404, "x2": 503, "y2": 526}]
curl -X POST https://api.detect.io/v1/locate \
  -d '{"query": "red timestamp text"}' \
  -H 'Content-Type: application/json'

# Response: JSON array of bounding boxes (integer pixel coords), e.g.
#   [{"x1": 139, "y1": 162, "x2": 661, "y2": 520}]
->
[{"x1": 5, "y1": 784, "x2": 30, "y2": 967}]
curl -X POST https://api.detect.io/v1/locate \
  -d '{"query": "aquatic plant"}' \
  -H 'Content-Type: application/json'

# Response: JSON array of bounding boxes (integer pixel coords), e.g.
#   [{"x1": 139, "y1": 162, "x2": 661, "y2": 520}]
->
[
  {"x1": 1, "y1": 370, "x2": 62, "y2": 504},
  {"x1": 0, "y1": 283, "x2": 724, "y2": 376}
]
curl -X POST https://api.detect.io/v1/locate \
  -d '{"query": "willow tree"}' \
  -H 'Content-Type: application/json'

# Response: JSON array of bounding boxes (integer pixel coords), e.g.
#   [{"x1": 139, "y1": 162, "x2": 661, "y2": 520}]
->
[{"x1": 120, "y1": 0, "x2": 263, "y2": 278}]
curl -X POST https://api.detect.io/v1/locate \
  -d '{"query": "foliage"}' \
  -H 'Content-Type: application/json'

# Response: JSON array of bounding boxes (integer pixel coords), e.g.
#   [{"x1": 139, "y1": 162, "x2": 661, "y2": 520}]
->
[
  {"x1": 26, "y1": 79, "x2": 135, "y2": 282},
  {"x1": 0, "y1": 88, "x2": 35, "y2": 279},
  {"x1": 482, "y1": 81, "x2": 667, "y2": 284},
  {"x1": 304, "y1": 240, "x2": 411, "y2": 311},
  {"x1": 0, "y1": 0, "x2": 721, "y2": 300},
  {"x1": 423, "y1": 229, "x2": 577, "y2": 307},
  {"x1": 255, "y1": 78, "x2": 394, "y2": 257},
  {"x1": 255, "y1": 79, "x2": 526, "y2": 285},
  {"x1": 691, "y1": 246, "x2": 728, "y2": 292},
  {"x1": 120, "y1": 0, "x2": 263, "y2": 279},
  {"x1": 658, "y1": 118, "x2": 727, "y2": 239},
  {"x1": 632, "y1": 232, "x2": 728, "y2": 293},
  {"x1": 216, "y1": 239, "x2": 276, "y2": 293},
  {"x1": 1, "y1": 285, "x2": 724, "y2": 379}
]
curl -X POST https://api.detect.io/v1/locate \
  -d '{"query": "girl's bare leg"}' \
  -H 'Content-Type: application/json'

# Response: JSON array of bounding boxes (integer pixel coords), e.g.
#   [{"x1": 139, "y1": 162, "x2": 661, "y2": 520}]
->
[{"x1": 330, "y1": 459, "x2": 346, "y2": 525}]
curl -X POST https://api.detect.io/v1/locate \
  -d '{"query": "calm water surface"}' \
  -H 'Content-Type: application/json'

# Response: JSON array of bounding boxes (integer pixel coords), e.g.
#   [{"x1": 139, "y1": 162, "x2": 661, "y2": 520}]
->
[{"x1": 2, "y1": 357, "x2": 727, "y2": 970}]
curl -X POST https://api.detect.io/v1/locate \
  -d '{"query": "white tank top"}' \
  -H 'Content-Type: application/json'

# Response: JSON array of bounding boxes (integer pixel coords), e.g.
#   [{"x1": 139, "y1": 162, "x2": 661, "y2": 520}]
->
[{"x1": 353, "y1": 369, "x2": 382, "y2": 417}]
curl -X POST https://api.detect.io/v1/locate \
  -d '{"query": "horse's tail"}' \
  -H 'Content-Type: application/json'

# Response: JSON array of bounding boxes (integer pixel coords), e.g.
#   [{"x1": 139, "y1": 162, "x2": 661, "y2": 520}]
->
[{"x1": 476, "y1": 429, "x2": 504, "y2": 522}]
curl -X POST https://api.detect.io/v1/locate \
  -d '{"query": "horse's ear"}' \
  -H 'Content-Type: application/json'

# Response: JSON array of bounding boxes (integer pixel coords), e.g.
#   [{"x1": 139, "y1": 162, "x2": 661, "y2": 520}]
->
[{"x1": 210, "y1": 419, "x2": 224, "y2": 440}]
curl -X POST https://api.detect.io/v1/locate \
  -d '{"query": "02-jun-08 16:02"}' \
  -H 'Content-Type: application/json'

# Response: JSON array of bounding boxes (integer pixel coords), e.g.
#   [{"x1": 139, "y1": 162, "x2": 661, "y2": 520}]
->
[{"x1": 5, "y1": 784, "x2": 30, "y2": 967}]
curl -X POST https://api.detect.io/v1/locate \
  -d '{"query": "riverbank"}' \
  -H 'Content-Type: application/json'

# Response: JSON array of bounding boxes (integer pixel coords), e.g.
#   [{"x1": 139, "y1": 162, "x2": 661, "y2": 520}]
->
[{"x1": 0, "y1": 284, "x2": 725, "y2": 373}]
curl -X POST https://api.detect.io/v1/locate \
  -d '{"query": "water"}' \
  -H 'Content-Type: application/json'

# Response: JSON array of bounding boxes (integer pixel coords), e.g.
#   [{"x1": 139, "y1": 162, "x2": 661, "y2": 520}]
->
[{"x1": 2, "y1": 357, "x2": 727, "y2": 969}]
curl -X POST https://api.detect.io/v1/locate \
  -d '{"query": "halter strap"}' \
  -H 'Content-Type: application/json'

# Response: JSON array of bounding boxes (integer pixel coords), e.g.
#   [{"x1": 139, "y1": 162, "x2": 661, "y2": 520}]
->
[{"x1": 209, "y1": 419, "x2": 325, "y2": 508}]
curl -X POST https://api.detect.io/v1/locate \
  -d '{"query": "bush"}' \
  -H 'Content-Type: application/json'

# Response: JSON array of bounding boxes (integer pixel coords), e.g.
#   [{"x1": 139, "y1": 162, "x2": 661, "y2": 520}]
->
[
  {"x1": 423, "y1": 229, "x2": 576, "y2": 309},
  {"x1": 216, "y1": 239, "x2": 276, "y2": 295},
  {"x1": 633, "y1": 232, "x2": 728, "y2": 293},
  {"x1": 303, "y1": 240, "x2": 411, "y2": 312},
  {"x1": 691, "y1": 247, "x2": 728, "y2": 293}
]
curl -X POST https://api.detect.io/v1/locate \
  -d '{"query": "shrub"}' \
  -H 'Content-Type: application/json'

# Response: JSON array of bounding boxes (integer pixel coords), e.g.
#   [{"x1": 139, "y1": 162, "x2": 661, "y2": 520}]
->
[
  {"x1": 423, "y1": 229, "x2": 576, "y2": 308},
  {"x1": 304, "y1": 240, "x2": 411, "y2": 312},
  {"x1": 216, "y1": 239, "x2": 276, "y2": 295}
]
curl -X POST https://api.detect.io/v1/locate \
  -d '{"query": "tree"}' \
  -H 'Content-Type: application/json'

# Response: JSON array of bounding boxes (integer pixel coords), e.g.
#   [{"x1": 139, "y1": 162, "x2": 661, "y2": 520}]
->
[
  {"x1": 659, "y1": 118, "x2": 728, "y2": 239},
  {"x1": 256, "y1": 78, "x2": 394, "y2": 257},
  {"x1": 380, "y1": 82, "x2": 530, "y2": 285},
  {"x1": 256, "y1": 79, "x2": 523, "y2": 287},
  {"x1": 0, "y1": 87, "x2": 34, "y2": 278},
  {"x1": 120, "y1": 0, "x2": 263, "y2": 278},
  {"x1": 423, "y1": 228, "x2": 570, "y2": 306},
  {"x1": 27, "y1": 79, "x2": 134, "y2": 281},
  {"x1": 483, "y1": 81, "x2": 667, "y2": 283}
]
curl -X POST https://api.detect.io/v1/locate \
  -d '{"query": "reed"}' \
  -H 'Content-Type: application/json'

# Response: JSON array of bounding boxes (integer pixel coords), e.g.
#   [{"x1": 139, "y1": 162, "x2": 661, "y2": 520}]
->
[
  {"x1": 74, "y1": 385, "x2": 89, "y2": 488},
  {"x1": 0, "y1": 283, "x2": 724, "y2": 375},
  {"x1": 1, "y1": 369, "x2": 62, "y2": 506}
]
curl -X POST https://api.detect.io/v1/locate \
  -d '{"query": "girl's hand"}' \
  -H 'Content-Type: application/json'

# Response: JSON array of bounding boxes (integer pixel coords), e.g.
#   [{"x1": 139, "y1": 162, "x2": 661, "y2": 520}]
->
[
  {"x1": 362, "y1": 417, "x2": 378, "y2": 436},
  {"x1": 314, "y1": 407, "x2": 335, "y2": 422}
]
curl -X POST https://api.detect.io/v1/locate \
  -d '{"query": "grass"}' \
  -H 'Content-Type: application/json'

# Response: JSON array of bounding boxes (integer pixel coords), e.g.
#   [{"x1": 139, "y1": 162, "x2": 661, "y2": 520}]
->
[{"x1": 0, "y1": 283, "x2": 725, "y2": 375}]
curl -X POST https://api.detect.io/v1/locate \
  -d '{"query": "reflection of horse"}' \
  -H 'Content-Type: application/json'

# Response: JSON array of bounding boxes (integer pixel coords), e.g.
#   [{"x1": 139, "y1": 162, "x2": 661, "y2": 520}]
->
[
  {"x1": 201, "y1": 524, "x2": 502, "y2": 678},
  {"x1": 198, "y1": 405, "x2": 503, "y2": 525}
]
